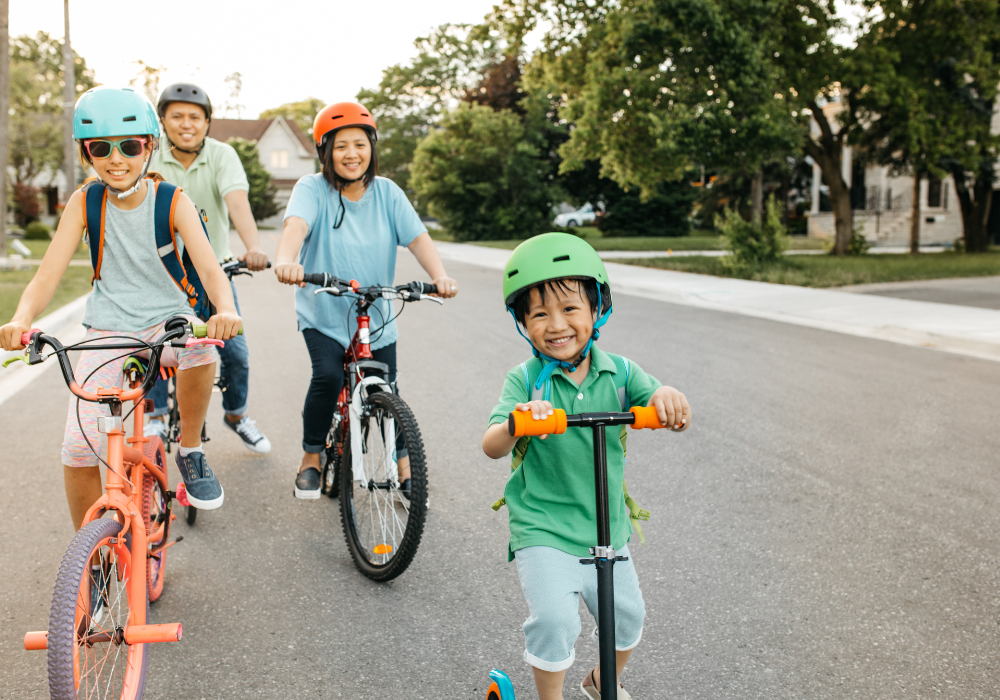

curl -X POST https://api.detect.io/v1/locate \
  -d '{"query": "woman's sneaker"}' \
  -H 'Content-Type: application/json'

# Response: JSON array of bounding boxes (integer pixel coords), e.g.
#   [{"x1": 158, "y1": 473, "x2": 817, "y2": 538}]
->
[
  {"x1": 294, "y1": 467, "x2": 321, "y2": 499},
  {"x1": 174, "y1": 450, "x2": 225, "y2": 509},
  {"x1": 223, "y1": 415, "x2": 271, "y2": 453}
]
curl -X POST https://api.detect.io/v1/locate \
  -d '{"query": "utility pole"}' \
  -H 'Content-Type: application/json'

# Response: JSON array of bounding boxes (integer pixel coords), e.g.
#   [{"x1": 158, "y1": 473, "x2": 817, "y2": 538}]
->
[
  {"x1": 0, "y1": 0, "x2": 9, "y2": 260},
  {"x1": 62, "y1": 0, "x2": 75, "y2": 197}
]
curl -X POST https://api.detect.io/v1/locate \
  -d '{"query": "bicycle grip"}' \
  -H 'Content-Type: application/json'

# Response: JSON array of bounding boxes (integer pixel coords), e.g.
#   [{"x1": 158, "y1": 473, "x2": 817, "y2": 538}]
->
[
  {"x1": 20, "y1": 329, "x2": 41, "y2": 346},
  {"x1": 421, "y1": 282, "x2": 439, "y2": 295},
  {"x1": 508, "y1": 409, "x2": 567, "y2": 437},
  {"x1": 190, "y1": 324, "x2": 244, "y2": 338},
  {"x1": 629, "y1": 405, "x2": 668, "y2": 430},
  {"x1": 302, "y1": 273, "x2": 329, "y2": 286}
]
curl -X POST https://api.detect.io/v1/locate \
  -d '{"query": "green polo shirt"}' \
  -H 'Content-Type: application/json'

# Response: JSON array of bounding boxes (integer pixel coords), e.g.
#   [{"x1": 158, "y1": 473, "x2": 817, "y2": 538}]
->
[
  {"x1": 489, "y1": 346, "x2": 661, "y2": 561},
  {"x1": 150, "y1": 136, "x2": 249, "y2": 263}
]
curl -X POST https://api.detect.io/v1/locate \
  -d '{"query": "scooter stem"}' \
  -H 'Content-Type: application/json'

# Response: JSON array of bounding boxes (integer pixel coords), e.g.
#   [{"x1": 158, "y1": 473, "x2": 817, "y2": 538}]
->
[{"x1": 591, "y1": 424, "x2": 618, "y2": 700}]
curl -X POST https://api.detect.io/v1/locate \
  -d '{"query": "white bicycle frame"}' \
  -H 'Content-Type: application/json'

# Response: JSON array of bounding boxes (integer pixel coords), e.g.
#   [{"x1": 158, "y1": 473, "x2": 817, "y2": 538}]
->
[{"x1": 348, "y1": 375, "x2": 397, "y2": 489}]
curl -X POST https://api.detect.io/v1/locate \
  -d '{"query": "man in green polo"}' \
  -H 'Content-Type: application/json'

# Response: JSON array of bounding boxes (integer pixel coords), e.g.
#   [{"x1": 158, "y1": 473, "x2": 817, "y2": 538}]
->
[{"x1": 147, "y1": 82, "x2": 271, "y2": 453}]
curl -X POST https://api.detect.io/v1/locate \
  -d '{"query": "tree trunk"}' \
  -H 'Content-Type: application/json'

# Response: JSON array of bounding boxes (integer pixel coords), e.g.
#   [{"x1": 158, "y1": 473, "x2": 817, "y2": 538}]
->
[
  {"x1": 750, "y1": 169, "x2": 763, "y2": 225},
  {"x1": 803, "y1": 102, "x2": 852, "y2": 255},
  {"x1": 910, "y1": 172, "x2": 921, "y2": 254},
  {"x1": 0, "y1": 0, "x2": 8, "y2": 259},
  {"x1": 62, "y1": 0, "x2": 75, "y2": 197},
  {"x1": 951, "y1": 161, "x2": 993, "y2": 253}
]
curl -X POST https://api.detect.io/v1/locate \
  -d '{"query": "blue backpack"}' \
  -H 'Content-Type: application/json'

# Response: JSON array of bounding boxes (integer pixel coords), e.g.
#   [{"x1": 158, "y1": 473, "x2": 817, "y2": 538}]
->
[
  {"x1": 82, "y1": 178, "x2": 213, "y2": 321},
  {"x1": 491, "y1": 353, "x2": 652, "y2": 542}
]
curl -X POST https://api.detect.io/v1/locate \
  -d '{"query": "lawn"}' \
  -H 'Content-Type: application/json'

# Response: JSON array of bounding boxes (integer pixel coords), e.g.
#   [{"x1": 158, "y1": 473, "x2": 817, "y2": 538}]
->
[
  {"x1": 470, "y1": 232, "x2": 826, "y2": 251},
  {"x1": 0, "y1": 266, "x2": 92, "y2": 323},
  {"x1": 12, "y1": 238, "x2": 89, "y2": 260},
  {"x1": 615, "y1": 250, "x2": 1000, "y2": 287}
]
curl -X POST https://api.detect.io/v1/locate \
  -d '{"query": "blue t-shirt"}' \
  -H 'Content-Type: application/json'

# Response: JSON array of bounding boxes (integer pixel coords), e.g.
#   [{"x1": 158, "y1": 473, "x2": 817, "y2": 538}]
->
[{"x1": 284, "y1": 175, "x2": 425, "y2": 350}]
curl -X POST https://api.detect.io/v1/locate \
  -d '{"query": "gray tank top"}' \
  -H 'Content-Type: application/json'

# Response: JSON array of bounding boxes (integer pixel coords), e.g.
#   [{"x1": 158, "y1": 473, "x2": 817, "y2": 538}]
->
[{"x1": 83, "y1": 184, "x2": 194, "y2": 331}]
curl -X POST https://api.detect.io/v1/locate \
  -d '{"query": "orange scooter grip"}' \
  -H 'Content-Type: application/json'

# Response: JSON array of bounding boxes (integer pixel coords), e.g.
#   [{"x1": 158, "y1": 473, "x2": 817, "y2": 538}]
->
[
  {"x1": 629, "y1": 405, "x2": 668, "y2": 430},
  {"x1": 508, "y1": 409, "x2": 568, "y2": 437}
]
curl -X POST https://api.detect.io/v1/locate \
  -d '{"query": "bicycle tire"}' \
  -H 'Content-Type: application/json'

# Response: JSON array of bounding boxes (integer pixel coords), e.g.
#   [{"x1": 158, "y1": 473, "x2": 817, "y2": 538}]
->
[
  {"x1": 322, "y1": 441, "x2": 341, "y2": 499},
  {"x1": 340, "y1": 390, "x2": 427, "y2": 581},
  {"x1": 47, "y1": 518, "x2": 149, "y2": 700},
  {"x1": 140, "y1": 437, "x2": 169, "y2": 603}
]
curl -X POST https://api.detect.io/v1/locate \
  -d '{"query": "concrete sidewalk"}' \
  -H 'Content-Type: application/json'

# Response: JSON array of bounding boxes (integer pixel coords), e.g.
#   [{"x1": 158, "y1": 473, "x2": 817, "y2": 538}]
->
[{"x1": 438, "y1": 241, "x2": 1000, "y2": 362}]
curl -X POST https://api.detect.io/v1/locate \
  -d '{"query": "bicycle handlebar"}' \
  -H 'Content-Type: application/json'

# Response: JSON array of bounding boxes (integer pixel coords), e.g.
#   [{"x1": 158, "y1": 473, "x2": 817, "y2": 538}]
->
[
  {"x1": 222, "y1": 259, "x2": 271, "y2": 280},
  {"x1": 507, "y1": 406, "x2": 669, "y2": 437},
  {"x1": 302, "y1": 274, "x2": 440, "y2": 299}
]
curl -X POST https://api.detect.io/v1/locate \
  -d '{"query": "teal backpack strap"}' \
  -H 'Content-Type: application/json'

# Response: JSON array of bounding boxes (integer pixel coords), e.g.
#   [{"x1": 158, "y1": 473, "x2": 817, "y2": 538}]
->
[
  {"x1": 608, "y1": 353, "x2": 630, "y2": 411},
  {"x1": 82, "y1": 183, "x2": 107, "y2": 281},
  {"x1": 152, "y1": 181, "x2": 212, "y2": 320}
]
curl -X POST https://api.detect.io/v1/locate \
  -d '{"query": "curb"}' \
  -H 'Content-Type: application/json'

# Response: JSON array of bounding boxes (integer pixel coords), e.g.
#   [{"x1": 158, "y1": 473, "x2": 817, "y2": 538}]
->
[{"x1": 437, "y1": 242, "x2": 1000, "y2": 363}]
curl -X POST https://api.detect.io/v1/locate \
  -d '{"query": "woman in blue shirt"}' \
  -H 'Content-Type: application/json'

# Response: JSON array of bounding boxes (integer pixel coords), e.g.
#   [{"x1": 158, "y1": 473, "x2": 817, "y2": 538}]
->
[{"x1": 275, "y1": 102, "x2": 458, "y2": 499}]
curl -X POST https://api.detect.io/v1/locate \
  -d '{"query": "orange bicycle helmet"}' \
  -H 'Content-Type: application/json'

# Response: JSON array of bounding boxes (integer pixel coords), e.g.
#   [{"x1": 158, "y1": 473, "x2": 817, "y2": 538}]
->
[{"x1": 312, "y1": 102, "x2": 377, "y2": 158}]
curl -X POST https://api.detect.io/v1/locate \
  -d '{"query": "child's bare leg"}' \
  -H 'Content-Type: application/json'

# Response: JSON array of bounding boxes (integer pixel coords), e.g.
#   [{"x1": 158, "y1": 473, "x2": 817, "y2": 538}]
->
[
  {"x1": 397, "y1": 455, "x2": 410, "y2": 481},
  {"x1": 582, "y1": 649, "x2": 634, "y2": 691},
  {"x1": 64, "y1": 465, "x2": 103, "y2": 531},
  {"x1": 299, "y1": 451, "x2": 321, "y2": 473},
  {"x1": 176, "y1": 363, "x2": 215, "y2": 447},
  {"x1": 532, "y1": 667, "x2": 567, "y2": 700}
]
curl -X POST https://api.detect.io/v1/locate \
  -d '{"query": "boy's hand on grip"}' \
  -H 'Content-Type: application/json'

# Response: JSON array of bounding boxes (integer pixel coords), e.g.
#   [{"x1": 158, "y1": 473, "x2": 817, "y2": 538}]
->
[
  {"x1": 0, "y1": 321, "x2": 30, "y2": 351},
  {"x1": 515, "y1": 400, "x2": 555, "y2": 439},
  {"x1": 649, "y1": 386, "x2": 691, "y2": 431},
  {"x1": 275, "y1": 262, "x2": 305, "y2": 287},
  {"x1": 207, "y1": 311, "x2": 242, "y2": 341}
]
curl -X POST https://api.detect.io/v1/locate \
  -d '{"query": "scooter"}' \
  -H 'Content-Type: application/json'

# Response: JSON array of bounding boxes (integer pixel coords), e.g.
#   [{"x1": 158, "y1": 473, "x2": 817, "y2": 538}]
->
[{"x1": 487, "y1": 405, "x2": 671, "y2": 700}]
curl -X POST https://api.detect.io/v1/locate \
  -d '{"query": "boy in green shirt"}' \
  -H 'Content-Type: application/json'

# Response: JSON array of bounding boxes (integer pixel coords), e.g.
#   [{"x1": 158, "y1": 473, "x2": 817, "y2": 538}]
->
[{"x1": 483, "y1": 233, "x2": 691, "y2": 700}]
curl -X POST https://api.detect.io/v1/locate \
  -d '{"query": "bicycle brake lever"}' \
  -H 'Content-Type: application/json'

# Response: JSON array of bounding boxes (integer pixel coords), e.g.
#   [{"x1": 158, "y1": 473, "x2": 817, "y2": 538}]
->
[
  {"x1": 2, "y1": 354, "x2": 28, "y2": 368},
  {"x1": 420, "y1": 294, "x2": 446, "y2": 305},
  {"x1": 314, "y1": 288, "x2": 342, "y2": 296}
]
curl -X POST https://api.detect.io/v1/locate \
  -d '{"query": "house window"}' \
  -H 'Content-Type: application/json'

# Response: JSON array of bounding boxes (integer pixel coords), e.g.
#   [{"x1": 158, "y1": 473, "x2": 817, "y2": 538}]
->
[
  {"x1": 927, "y1": 177, "x2": 942, "y2": 208},
  {"x1": 269, "y1": 150, "x2": 289, "y2": 169}
]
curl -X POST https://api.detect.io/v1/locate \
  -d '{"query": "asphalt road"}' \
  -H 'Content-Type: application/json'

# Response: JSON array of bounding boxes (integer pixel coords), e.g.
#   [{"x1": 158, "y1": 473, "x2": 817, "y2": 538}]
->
[
  {"x1": 3, "y1": 242, "x2": 1000, "y2": 699},
  {"x1": 841, "y1": 275, "x2": 1000, "y2": 311}
]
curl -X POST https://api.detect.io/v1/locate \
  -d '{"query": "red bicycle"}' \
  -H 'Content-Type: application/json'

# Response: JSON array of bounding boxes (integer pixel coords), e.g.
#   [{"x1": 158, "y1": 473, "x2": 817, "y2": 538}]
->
[{"x1": 302, "y1": 274, "x2": 442, "y2": 581}]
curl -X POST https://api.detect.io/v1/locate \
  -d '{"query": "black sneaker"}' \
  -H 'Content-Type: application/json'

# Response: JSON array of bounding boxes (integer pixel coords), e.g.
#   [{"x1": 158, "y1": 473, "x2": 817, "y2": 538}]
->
[
  {"x1": 294, "y1": 467, "x2": 321, "y2": 500},
  {"x1": 174, "y1": 450, "x2": 225, "y2": 509},
  {"x1": 222, "y1": 415, "x2": 271, "y2": 453}
]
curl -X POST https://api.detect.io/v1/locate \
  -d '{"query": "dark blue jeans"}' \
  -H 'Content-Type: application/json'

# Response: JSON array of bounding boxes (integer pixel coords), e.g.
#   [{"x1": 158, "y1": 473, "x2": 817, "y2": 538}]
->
[
  {"x1": 149, "y1": 280, "x2": 250, "y2": 417},
  {"x1": 301, "y1": 328, "x2": 399, "y2": 454}
]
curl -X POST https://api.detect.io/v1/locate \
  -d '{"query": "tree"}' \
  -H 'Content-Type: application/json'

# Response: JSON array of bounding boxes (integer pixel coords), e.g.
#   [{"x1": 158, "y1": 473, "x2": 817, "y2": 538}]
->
[
  {"x1": 128, "y1": 59, "x2": 165, "y2": 104},
  {"x1": 227, "y1": 138, "x2": 279, "y2": 222},
  {"x1": 259, "y1": 98, "x2": 326, "y2": 137},
  {"x1": 357, "y1": 24, "x2": 504, "y2": 200},
  {"x1": 9, "y1": 32, "x2": 95, "y2": 186},
  {"x1": 410, "y1": 102, "x2": 555, "y2": 240},
  {"x1": 223, "y1": 72, "x2": 245, "y2": 118},
  {"x1": 599, "y1": 181, "x2": 697, "y2": 237}
]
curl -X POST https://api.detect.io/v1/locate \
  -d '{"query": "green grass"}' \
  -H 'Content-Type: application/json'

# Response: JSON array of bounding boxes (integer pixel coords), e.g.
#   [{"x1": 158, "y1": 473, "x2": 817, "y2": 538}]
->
[
  {"x1": 11, "y1": 238, "x2": 89, "y2": 260},
  {"x1": 0, "y1": 266, "x2": 92, "y2": 323},
  {"x1": 616, "y1": 250, "x2": 1000, "y2": 287},
  {"x1": 471, "y1": 233, "x2": 825, "y2": 251}
]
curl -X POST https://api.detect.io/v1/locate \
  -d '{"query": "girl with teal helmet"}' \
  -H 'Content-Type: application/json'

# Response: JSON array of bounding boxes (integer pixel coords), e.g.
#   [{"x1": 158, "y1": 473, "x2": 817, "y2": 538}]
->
[
  {"x1": 0, "y1": 86, "x2": 245, "y2": 531},
  {"x1": 503, "y1": 232, "x2": 614, "y2": 390},
  {"x1": 73, "y1": 86, "x2": 161, "y2": 198}
]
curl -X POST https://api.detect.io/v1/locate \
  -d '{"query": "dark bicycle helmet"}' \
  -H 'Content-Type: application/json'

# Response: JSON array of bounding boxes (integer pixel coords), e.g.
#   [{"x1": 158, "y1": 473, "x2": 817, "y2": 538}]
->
[{"x1": 157, "y1": 82, "x2": 213, "y2": 120}]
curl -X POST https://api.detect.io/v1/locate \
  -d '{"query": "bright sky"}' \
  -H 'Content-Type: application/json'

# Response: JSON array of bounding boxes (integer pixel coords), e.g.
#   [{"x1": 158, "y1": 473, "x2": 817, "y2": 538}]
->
[{"x1": 11, "y1": 0, "x2": 500, "y2": 119}]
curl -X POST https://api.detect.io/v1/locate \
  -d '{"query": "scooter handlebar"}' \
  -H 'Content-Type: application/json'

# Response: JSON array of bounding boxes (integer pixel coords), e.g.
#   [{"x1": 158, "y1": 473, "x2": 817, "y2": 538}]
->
[
  {"x1": 507, "y1": 406, "x2": 670, "y2": 437},
  {"x1": 628, "y1": 405, "x2": 669, "y2": 430}
]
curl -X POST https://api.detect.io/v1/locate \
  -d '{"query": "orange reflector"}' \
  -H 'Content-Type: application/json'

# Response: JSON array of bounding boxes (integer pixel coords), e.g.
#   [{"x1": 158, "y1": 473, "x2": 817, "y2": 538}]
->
[{"x1": 373, "y1": 544, "x2": 393, "y2": 555}]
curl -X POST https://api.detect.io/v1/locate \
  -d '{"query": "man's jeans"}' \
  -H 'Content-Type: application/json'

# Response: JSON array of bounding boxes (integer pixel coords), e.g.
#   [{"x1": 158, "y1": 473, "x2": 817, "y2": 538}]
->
[{"x1": 148, "y1": 281, "x2": 250, "y2": 418}]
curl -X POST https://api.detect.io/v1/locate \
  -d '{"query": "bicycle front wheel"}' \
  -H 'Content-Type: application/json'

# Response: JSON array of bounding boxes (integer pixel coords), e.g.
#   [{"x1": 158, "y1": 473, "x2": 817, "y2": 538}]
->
[
  {"x1": 340, "y1": 390, "x2": 427, "y2": 581},
  {"x1": 47, "y1": 518, "x2": 149, "y2": 700},
  {"x1": 141, "y1": 436, "x2": 168, "y2": 602}
]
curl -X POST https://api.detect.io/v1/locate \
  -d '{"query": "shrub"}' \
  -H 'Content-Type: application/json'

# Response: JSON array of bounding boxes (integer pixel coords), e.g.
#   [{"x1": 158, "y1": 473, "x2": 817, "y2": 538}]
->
[
  {"x1": 23, "y1": 221, "x2": 51, "y2": 240},
  {"x1": 410, "y1": 103, "x2": 555, "y2": 241},
  {"x1": 717, "y1": 195, "x2": 788, "y2": 269},
  {"x1": 12, "y1": 183, "x2": 42, "y2": 227},
  {"x1": 227, "y1": 138, "x2": 280, "y2": 222},
  {"x1": 598, "y1": 181, "x2": 696, "y2": 237},
  {"x1": 846, "y1": 226, "x2": 873, "y2": 256}
]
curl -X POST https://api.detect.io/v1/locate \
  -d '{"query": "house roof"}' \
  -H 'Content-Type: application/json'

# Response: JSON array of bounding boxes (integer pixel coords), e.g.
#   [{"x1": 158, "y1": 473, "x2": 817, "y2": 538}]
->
[{"x1": 208, "y1": 118, "x2": 314, "y2": 153}]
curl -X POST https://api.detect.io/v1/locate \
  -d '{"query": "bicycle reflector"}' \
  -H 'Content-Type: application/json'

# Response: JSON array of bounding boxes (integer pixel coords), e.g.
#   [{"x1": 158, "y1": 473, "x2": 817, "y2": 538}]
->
[{"x1": 373, "y1": 544, "x2": 393, "y2": 555}]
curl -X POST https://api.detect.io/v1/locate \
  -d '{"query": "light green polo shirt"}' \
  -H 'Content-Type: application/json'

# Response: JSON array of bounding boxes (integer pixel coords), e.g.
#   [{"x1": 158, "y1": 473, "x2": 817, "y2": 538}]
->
[
  {"x1": 489, "y1": 346, "x2": 661, "y2": 561},
  {"x1": 150, "y1": 136, "x2": 249, "y2": 263}
]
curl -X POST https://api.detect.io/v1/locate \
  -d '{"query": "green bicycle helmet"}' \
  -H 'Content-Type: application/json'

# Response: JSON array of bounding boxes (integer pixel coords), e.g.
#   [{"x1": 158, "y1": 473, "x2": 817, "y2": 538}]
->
[
  {"x1": 73, "y1": 86, "x2": 160, "y2": 140},
  {"x1": 503, "y1": 233, "x2": 613, "y2": 384}
]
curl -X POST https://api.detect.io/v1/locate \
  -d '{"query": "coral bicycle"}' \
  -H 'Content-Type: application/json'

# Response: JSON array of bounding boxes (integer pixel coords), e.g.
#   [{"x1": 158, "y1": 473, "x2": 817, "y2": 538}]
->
[
  {"x1": 7, "y1": 317, "x2": 225, "y2": 699},
  {"x1": 302, "y1": 273, "x2": 442, "y2": 581}
]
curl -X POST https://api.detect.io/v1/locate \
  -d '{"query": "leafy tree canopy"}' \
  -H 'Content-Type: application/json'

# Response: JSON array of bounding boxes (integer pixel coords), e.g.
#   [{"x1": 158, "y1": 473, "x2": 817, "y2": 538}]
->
[
  {"x1": 259, "y1": 98, "x2": 327, "y2": 139},
  {"x1": 227, "y1": 138, "x2": 279, "y2": 222}
]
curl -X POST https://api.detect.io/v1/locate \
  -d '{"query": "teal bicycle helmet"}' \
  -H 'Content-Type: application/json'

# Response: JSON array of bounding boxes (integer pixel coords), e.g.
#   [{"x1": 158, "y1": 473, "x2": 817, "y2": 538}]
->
[{"x1": 73, "y1": 86, "x2": 160, "y2": 198}]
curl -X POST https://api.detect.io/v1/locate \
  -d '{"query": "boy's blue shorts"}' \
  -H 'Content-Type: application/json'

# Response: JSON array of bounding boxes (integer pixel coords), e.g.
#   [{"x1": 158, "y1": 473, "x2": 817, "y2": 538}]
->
[{"x1": 514, "y1": 545, "x2": 645, "y2": 672}]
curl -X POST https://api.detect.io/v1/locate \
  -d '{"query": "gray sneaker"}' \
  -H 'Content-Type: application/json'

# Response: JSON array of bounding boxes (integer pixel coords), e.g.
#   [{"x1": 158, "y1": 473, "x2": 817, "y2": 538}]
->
[
  {"x1": 174, "y1": 451, "x2": 224, "y2": 509},
  {"x1": 223, "y1": 415, "x2": 271, "y2": 453}
]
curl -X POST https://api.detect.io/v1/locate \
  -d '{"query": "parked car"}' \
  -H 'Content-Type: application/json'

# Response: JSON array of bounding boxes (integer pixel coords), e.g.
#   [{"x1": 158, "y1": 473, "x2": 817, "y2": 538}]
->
[{"x1": 554, "y1": 203, "x2": 597, "y2": 228}]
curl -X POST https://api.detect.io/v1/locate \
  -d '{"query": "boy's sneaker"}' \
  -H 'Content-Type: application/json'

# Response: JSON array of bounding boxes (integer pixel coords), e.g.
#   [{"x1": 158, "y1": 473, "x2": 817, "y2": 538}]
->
[
  {"x1": 174, "y1": 450, "x2": 224, "y2": 509},
  {"x1": 294, "y1": 467, "x2": 321, "y2": 500},
  {"x1": 144, "y1": 419, "x2": 167, "y2": 441},
  {"x1": 223, "y1": 415, "x2": 271, "y2": 453}
]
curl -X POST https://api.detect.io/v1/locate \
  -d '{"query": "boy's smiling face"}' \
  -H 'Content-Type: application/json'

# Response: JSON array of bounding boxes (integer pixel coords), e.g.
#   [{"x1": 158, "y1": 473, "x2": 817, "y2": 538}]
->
[{"x1": 524, "y1": 280, "x2": 597, "y2": 364}]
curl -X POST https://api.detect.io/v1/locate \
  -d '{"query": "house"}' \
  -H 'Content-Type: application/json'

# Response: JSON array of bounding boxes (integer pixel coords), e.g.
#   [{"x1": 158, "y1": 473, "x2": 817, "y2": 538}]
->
[
  {"x1": 207, "y1": 116, "x2": 317, "y2": 227},
  {"x1": 807, "y1": 97, "x2": 963, "y2": 246}
]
